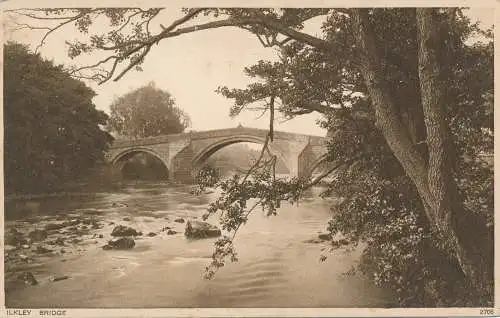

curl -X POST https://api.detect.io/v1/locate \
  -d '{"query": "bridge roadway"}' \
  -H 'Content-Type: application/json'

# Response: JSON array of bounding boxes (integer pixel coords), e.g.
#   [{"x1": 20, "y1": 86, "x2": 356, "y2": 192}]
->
[{"x1": 106, "y1": 126, "x2": 329, "y2": 183}]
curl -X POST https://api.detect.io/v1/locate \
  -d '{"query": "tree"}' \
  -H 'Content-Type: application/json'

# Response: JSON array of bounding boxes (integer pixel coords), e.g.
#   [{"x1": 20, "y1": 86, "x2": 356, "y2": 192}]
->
[
  {"x1": 3, "y1": 42, "x2": 114, "y2": 194},
  {"x1": 107, "y1": 82, "x2": 191, "y2": 138},
  {"x1": 10, "y1": 8, "x2": 493, "y2": 305}
]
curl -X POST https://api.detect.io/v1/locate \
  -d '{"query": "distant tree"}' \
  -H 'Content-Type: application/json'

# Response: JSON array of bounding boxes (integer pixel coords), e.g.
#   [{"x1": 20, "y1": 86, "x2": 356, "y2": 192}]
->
[
  {"x1": 107, "y1": 82, "x2": 191, "y2": 138},
  {"x1": 3, "y1": 42, "x2": 113, "y2": 193}
]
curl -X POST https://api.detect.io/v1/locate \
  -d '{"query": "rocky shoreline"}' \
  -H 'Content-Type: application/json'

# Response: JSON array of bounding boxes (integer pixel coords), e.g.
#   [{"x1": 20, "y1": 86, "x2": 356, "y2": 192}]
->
[{"x1": 4, "y1": 203, "x2": 224, "y2": 293}]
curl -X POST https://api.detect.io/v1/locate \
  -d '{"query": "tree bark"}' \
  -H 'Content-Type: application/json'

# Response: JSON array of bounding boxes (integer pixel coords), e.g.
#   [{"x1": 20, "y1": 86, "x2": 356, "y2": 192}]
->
[
  {"x1": 351, "y1": 8, "x2": 492, "y2": 300},
  {"x1": 350, "y1": 9, "x2": 434, "y2": 217},
  {"x1": 415, "y1": 8, "x2": 493, "y2": 299}
]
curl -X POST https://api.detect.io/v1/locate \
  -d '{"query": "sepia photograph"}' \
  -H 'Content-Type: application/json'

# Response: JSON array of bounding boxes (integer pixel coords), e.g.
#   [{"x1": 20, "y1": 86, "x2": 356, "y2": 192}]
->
[{"x1": 1, "y1": 1, "x2": 496, "y2": 315}]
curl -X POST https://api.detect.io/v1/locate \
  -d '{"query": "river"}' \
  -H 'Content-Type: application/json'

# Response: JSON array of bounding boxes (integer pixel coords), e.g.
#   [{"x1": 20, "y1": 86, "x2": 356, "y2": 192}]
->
[{"x1": 5, "y1": 182, "x2": 396, "y2": 308}]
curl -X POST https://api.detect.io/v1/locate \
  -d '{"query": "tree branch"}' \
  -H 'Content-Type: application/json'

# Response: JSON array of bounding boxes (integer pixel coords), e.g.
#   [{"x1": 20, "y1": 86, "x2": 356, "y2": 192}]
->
[
  {"x1": 8, "y1": 8, "x2": 331, "y2": 84},
  {"x1": 113, "y1": 45, "x2": 152, "y2": 82},
  {"x1": 26, "y1": 9, "x2": 97, "y2": 53},
  {"x1": 160, "y1": 8, "x2": 206, "y2": 32}
]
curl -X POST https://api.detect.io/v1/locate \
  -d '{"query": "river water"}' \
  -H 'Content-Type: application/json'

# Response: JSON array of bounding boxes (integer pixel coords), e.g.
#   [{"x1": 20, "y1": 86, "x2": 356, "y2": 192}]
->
[{"x1": 5, "y1": 182, "x2": 396, "y2": 308}]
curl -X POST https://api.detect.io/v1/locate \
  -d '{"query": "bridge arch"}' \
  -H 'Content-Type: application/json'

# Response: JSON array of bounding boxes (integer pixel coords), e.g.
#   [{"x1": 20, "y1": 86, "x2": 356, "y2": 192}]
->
[
  {"x1": 191, "y1": 135, "x2": 290, "y2": 173},
  {"x1": 305, "y1": 154, "x2": 332, "y2": 179},
  {"x1": 110, "y1": 147, "x2": 169, "y2": 176}
]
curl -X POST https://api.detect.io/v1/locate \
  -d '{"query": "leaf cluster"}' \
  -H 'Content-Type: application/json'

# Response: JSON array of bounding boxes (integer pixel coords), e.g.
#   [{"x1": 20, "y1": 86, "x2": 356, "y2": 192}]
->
[
  {"x1": 4, "y1": 42, "x2": 114, "y2": 193},
  {"x1": 107, "y1": 82, "x2": 191, "y2": 138}
]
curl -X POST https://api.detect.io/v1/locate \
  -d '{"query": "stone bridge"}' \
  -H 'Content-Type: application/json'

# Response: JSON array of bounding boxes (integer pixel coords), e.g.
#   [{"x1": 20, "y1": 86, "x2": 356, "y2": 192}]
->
[{"x1": 105, "y1": 126, "x2": 329, "y2": 183}]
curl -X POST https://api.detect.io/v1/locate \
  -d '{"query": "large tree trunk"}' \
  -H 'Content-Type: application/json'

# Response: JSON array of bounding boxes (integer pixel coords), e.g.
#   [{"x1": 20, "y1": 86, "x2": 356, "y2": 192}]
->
[
  {"x1": 415, "y1": 8, "x2": 493, "y2": 300},
  {"x1": 351, "y1": 8, "x2": 493, "y2": 301}
]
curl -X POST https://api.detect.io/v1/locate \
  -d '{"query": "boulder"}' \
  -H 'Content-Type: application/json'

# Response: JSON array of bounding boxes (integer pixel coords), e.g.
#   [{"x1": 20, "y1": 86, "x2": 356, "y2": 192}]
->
[
  {"x1": 28, "y1": 229, "x2": 48, "y2": 242},
  {"x1": 185, "y1": 220, "x2": 221, "y2": 239},
  {"x1": 98, "y1": 234, "x2": 104, "y2": 239},
  {"x1": 66, "y1": 226, "x2": 79, "y2": 233},
  {"x1": 48, "y1": 237, "x2": 65, "y2": 246},
  {"x1": 166, "y1": 230, "x2": 178, "y2": 235},
  {"x1": 5, "y1": 244, "x2": 17, "y2": 252},
  {"x1": 174, "y1": 218, "x2": 185, "y2": 223},
  {"x1": 32, "y1": 245, "x2": 52, "y2": 254},
  {"x1": 111, "y1": 202, "x2": 128, "y2": 208},
  {"x1": 18, "y1": 272, "x2": 38, "y2": 286},
  {"x1": 49, "y1": 275, "x2": 69, "y2": 282},
  {"x1": 303, "y1": 238, "x2": 324, "y2": 244},
  {"x1": 91, "y1": 222, "x2": 101, "y2": 229},
  {"x1": 44, "y1": 222, "x2": 67, "y2": 231},
  {"x1": 147, "y1": 232, "x2": 157, "y2": 237},
  {"x1": 6, "y1": 229, "x2": 28, "y2": 246},
  {"x1": 111, "y1": 225, "x2": 140, "y2": 237},
  {"x1": 318, "y1": 233, "x2": 331, "y2": 241},
  {"x1": 103, "y1": 237, "x2": 135, "y2": 250},
  {"x1": 63, "y1": 219, "x2": 81, "y2": 227},
  {"x1": 81, "y1": 218, "x2": 94, "y2": 225},
  {"x1": 102, "y1": 244, "x2": 113, "y2": 250}
]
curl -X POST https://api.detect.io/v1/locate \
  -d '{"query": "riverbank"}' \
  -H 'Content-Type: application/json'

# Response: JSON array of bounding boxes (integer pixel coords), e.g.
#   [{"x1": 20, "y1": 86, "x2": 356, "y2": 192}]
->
[
  {"x1": 4, "y1": 202, "x2": 195, "y2": 294},
  {"x1": 5, "y1": 181, "x2": 120, "y2": 201},
  {"x1": 4, "y1": 180, "x2": 187, "y2": 202}
]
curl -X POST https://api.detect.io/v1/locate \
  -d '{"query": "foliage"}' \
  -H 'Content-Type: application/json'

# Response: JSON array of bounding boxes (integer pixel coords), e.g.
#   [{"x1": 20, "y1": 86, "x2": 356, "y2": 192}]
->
[
  {"x1": 194, "y1": 150, "x2": 305, "y2": 280},
  {"x1": 107, "y1": 82, "x2": 191, "y2": 138},
  {"x1": 207, "y1": 9, "x2": 494, "y2": 306},
  {"x1": 3, "y1": 42, "x2": 114, "y2": 194}
]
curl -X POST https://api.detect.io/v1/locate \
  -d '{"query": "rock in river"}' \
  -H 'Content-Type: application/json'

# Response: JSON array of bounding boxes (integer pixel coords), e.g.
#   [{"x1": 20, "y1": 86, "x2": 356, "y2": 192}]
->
[
  {"x1": 44, "y1": 222, "x2": 68, "y2": 231},
  {"x1": 49, "y1": 237, "x2": 65, "y2": 246},
  {"x1": 28, "y1": 229, "x2": 48, "y2": 242},
  {"x1": 32, "y1": 245, "x2": 52, "y2": 254},
  {"x1": 185, "y1": 220, "x2": 221, "y2": 239},
  {"x1": 5, "y1": 244, "x2": 17, "y2": 252},
  {"x1": 318, "y1": 233, "x2": 332, "y2": 241},
  {"x1": 6, "y1": 229, "x2": 28, "y2": 246},
  {"x1": 174, "y1": 218, "x2": 185, "y2": 223},
  {"x1": 102, "y1": 237, "x2": 135, "y2": 250},
  {"x1": 111, "y1": 225, "x2": 141, "y2": 237},
  {"x1": 18, "y1": 272, "x2": 38, "y2": 286},
  {"x1": 147, "y1": 232, "x2": 157, "y2": 237},
  {"x1": 49, "y1": 275, "x2": 69, "y2": 282}
]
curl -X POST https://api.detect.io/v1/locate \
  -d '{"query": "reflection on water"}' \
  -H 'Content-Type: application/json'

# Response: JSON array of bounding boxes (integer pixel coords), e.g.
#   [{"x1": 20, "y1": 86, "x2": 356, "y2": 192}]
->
[{"x1": 5, "y1": 182, "x2": 395, "y2": 308}]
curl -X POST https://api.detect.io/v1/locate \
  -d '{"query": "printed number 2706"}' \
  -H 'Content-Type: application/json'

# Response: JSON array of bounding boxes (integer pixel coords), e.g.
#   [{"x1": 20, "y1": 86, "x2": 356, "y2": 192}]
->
[{"x1": 480, "y1": 309, "x2": 494, "y2": 315}]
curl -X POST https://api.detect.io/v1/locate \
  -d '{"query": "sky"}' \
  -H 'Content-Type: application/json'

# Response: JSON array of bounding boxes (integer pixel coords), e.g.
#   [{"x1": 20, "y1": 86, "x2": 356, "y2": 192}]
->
[{"x1": 2, "y1": 4, "x2": 495, "y2": 137}]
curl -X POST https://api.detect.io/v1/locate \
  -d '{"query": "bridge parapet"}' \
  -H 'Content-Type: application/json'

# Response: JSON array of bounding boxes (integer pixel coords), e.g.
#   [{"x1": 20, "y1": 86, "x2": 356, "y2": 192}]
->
[{"x1": 109, "y1": 127, "x2": 327, "y2": 149}]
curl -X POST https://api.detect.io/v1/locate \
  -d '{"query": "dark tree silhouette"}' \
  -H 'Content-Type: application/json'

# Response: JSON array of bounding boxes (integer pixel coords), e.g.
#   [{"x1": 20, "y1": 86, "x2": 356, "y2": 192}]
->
[{"x1": 4, "y1": 42, "x2": 113, "y2": 193}]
